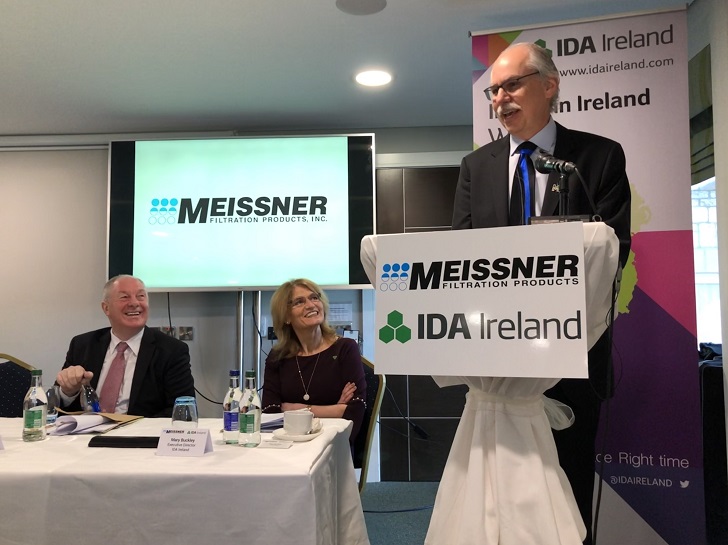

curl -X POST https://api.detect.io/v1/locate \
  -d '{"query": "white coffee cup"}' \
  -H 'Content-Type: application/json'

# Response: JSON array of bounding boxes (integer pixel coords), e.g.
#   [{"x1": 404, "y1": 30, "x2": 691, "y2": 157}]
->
[{"x1": 284, "y1": 410, "x2": 313, "y2": 435}]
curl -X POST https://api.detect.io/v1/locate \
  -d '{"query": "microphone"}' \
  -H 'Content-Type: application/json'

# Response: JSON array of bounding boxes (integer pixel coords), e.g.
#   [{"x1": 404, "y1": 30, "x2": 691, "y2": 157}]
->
[
  {"x1": 529, "y1": 147, "x2": 600, "y2": 221},
  {"x1": 531, "y1": 149, "x2": 576, "y2": 174}
]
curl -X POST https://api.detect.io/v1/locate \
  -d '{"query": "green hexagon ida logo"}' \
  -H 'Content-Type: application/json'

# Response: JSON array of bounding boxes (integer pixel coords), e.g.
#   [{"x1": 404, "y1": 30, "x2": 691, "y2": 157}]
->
[
  {"x1": 534, "y1": 39, "x2": 552, "y2": 59},
  {"x1": 379, "y1": 310, "x2": 412, "y2": 344}
]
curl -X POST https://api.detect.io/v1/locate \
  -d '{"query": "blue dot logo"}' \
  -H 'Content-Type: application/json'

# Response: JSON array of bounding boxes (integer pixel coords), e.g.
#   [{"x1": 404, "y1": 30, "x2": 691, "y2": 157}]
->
[
  {"x1": 380, "y1": 262, "x2": 410, "y2": 291},
  {"x1": 149, "y1": 197, "x2": 179, "y2": 225}
]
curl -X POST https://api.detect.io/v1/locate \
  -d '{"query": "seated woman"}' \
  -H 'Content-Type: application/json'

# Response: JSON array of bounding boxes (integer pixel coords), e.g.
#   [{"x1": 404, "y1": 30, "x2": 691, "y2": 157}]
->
[{"x1": 262, "y1": 278, "x2": 366, "y2": 443}]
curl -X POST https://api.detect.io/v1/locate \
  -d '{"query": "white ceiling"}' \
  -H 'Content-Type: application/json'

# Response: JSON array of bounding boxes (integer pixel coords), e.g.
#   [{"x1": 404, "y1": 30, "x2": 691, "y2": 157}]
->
[{"x1": 0, "y1": 0, "x2": 687, "y2": 137}]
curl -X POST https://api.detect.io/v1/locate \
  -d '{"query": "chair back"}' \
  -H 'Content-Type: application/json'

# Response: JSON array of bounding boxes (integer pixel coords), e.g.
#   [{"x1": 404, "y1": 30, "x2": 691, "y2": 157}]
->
[
  {"x1": 0, "y1": 353, "x2": 36, "y2": 418},
  {"x1": 352, "y1": 356, "x2": 386, "y2": 493}
]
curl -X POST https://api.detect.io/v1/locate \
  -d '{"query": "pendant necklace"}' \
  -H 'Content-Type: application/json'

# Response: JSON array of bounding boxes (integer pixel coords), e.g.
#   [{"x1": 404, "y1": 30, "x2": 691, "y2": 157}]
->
[{"x1": 296, "y1": 351, "x2": 321, "y2": 401}]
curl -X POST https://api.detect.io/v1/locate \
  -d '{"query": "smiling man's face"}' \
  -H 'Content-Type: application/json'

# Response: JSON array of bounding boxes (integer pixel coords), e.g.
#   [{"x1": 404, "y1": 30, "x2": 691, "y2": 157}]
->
[
  {"x1": 490, "y1": 44, "x2": 557, "y2": 141},
  {"x1": 102, "y1": 276, "x2": 149, "y2": 340}
]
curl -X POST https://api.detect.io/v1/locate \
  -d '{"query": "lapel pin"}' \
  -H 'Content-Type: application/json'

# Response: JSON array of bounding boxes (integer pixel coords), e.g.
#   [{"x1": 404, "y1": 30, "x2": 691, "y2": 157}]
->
[{"x1": 551, "y1": 184, "x2": 560, "y2": 192}]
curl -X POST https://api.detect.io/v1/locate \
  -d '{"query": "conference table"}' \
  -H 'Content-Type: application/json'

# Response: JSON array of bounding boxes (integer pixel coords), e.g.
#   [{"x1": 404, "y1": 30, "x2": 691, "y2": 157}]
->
[{"x1": 0, "y1": 417, "x2": 370, "y2": 545}]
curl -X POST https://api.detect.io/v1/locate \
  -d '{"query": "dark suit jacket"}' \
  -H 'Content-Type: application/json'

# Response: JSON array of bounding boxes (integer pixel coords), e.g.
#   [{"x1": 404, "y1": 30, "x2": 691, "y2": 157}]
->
[
  {"x1": 452, "y1": 122, "x2": 631, "y2": 398},
  {"x1": 61, "y1": 326, "x2": 195, "y2": 417},
  {"x1": 452, "y1": 122, "x2": 631, "y2": 266}
]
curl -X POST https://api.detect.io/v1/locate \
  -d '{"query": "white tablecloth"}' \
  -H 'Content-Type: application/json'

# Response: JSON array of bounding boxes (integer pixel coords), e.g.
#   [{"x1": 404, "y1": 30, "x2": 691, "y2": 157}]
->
[
  {"x1": 360, "y1": 223, "x2": 620, "y2": 545},
  {"x1": 0, "y1": 417, "x2": 369, "y2": 545}
]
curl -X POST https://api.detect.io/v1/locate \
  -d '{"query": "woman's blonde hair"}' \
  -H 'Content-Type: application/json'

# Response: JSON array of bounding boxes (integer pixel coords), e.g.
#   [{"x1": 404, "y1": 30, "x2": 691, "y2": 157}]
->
[{"x1": 270, "y1": 278, "x2": 336, "y2": 359}]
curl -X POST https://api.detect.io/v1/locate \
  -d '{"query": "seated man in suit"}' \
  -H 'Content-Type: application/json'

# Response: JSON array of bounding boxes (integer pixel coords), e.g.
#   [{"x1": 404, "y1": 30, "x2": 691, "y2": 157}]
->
[{"x1": 56, "y1": 275, "x2": 195, "y2": 417}]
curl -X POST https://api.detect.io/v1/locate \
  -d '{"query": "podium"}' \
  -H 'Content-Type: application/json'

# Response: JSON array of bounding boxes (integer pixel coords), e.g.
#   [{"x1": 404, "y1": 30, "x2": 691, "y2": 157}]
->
[{"x1": 360, "y1": 222, "x2": 620, "y2": 545}]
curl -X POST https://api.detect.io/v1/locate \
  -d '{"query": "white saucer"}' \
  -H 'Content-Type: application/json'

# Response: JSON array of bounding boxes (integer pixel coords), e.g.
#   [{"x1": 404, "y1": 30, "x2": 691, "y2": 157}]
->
[{"x1": 272, "y1": 422, "x2": 323, "y2": 442}]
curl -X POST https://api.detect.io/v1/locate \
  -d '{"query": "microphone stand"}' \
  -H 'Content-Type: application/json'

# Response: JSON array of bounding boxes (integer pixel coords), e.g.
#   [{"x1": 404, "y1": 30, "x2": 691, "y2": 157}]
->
[{"x1": 558, "y1": 172, "x2": 569, "y2": 220}]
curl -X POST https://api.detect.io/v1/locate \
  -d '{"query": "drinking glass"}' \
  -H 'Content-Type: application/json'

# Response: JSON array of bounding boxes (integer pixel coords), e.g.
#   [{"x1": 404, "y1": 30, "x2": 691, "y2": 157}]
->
[
  {"x1": 171, "y1": 396, "x2": 198, "y2": 429},
  {"x1": 46, "y1": 385, "x2": 60, "y2": 424}
]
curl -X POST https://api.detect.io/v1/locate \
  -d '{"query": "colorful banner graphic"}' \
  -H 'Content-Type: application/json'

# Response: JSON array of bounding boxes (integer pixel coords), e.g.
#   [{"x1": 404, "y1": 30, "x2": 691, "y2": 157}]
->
[{"x1": 472, "y1": 9, "x2": 702, "y2": 545}]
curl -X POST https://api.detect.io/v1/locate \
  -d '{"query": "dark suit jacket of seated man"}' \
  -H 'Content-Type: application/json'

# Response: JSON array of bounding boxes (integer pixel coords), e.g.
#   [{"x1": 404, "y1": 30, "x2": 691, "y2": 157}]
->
[{"x1": 60, "y1": 326, "x2": 195, "y2": 417}]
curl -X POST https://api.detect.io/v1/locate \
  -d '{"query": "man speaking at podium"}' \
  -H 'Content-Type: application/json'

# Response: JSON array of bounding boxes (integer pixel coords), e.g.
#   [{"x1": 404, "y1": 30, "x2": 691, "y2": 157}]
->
[{"x1": 451, "y1": 42, "x2": 631, "y2": 545}]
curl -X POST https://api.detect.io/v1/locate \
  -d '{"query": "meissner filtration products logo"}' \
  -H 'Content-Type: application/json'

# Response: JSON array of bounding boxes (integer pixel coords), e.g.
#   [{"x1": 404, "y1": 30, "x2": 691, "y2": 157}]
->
[
  {"x1": 149, "y1": 198, "x2": 179, "y2": 225},
  {"x1": 379, "y1": 263, "x2": 411, "y2": 291},
  {"x1": 379, "y1": 253, "x2": 580, "y2": 291},
  {"x1": 147, "y1": 195, "x2": 328, "y2": 225}
]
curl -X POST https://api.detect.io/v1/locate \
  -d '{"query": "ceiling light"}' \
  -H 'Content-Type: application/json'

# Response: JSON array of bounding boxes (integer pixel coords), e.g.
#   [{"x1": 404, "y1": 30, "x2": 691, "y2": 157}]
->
[
  {"x1": 355, "y1": 70, "x2": 392, "y2": 87},
  {"x1": 336, "y1": 0, "x2": 386, "y2": 16}
]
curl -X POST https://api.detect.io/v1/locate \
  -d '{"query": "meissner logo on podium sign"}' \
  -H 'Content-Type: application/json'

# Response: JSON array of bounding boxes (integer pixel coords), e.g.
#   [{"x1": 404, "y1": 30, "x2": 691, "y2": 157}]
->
[
  {"x1": 148, "y1": 195, "x2": 328, "y2": 225},
  {"x1": 379, "y1": 253, "x2": 581, "y2": 291}
]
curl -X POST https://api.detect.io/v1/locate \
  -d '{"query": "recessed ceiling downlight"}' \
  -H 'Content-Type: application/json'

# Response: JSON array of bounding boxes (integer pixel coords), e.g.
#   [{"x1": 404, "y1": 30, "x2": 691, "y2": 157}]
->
[
  {"x1": 355, "y1": 70, "x2": 392, "y2": 87},
  {"x1": 336, "y1": 0, "x2": 386, "y2": 16}
]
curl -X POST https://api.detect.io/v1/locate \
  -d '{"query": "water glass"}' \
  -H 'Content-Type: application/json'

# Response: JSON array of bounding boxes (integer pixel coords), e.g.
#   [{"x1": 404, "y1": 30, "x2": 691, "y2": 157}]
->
[
  {"x1": 171, "y1": 396, "x2": 198, "y2": 429},
  {"x1": 46, "y1": 385, "x2": 60, "y2": 424}
]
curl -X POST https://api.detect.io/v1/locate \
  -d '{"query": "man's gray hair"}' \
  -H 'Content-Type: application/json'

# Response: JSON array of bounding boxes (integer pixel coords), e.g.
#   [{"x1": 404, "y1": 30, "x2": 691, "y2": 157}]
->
[
  {"x1": 103, "y1": 275, "x2": 146, "y2": 301},
  {"x1": 520, "y1": 42, "x2": 561, "y2": 113}
]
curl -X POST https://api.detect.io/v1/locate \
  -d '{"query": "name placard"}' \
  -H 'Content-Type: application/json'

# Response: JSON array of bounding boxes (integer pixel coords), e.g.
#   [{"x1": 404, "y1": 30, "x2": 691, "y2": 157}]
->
[
  {"x1": 157, "y1": 428, "x2": 213, "y2": 456},
  {"x1": 374, "y1": 222, "x2": 588, "y2": 378}
]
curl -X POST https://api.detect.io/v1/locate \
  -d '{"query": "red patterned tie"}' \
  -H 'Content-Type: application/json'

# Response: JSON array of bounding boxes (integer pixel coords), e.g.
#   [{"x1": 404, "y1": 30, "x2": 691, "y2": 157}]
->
[{"x1": 99, "y1": 342, "x2": 128, "y2": 413}]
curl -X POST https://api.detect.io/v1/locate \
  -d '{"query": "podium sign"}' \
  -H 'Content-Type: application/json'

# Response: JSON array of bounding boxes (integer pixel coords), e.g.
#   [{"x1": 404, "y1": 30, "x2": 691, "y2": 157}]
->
[{"x1": 374, "y1": 222, "x2": 588, "y2": 377}]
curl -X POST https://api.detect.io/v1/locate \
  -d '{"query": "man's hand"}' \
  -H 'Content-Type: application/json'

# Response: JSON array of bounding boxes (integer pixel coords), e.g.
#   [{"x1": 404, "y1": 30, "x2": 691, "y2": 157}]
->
[{"x1": 56, "y1": 366, "x2": 93, "y2": 397}]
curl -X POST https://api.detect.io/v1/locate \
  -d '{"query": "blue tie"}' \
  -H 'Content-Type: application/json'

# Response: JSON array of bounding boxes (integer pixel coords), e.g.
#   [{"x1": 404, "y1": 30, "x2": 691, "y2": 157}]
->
[{"x1": 509, "y1": 141, "x2": 537, "y2": 225}]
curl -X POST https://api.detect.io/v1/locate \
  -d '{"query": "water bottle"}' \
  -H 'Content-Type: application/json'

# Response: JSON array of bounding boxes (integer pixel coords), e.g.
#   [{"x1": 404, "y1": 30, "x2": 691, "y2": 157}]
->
[
  {"x1": 222, "y1": 370, "x2": 242, "y2": 444},
  {"x1": 45, "y1": 385, "x2": 60, "y2": 425},
  {"x1": 239, "y1": 370, "x2": 261, "y2": 447},
  {"x1": 22, "y1": 369, "x2": 48, "y2": 442},
  {"x1": 80, "y1": 384, "x2": 101, "y2": 413}
]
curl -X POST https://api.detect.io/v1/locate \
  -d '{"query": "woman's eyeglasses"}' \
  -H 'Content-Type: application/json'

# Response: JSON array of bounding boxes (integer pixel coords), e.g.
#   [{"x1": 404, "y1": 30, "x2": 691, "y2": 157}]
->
[{"x1": 288, "y1": 293, "x2": 321, "y2": 308}]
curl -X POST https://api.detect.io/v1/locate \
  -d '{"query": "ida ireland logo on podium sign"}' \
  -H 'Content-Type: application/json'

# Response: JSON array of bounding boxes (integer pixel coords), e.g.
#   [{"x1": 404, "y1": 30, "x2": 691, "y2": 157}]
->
[{"x1": 378, "y1": 310, "x2": 411, "y2": 344}]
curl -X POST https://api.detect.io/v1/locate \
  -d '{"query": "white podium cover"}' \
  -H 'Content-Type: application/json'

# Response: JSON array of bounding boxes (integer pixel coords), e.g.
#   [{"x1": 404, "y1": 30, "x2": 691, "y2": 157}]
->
[{"x1": 360, "y1": 223, "x2": 620, "y2": 545}]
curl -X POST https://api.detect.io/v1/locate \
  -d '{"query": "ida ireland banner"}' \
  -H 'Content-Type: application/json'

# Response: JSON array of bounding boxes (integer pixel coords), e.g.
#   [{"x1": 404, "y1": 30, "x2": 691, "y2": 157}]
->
[{"x1": 470, "y1": 9, "x2": 702, "y2": 545}]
